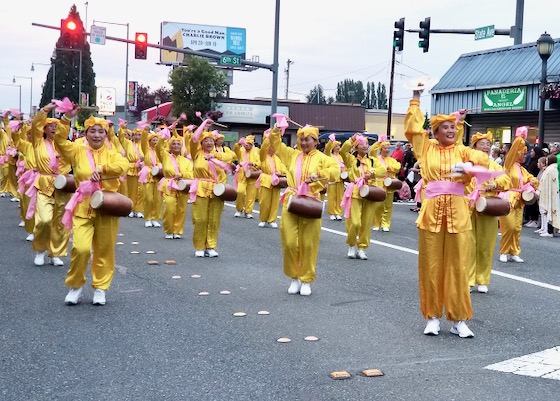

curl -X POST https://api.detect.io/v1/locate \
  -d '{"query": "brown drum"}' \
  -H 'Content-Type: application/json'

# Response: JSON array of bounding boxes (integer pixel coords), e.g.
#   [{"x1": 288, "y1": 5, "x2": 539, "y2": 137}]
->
[
  {"x1": 475, "y1": 196, "x2": 511, "y2": 216},
  {"x1": 54, "y1": 174, "x2": 76, "y2": 193},
  {"x1": 213, "y1": 183, "x2": 238, "y2": 201},
  {"x1": 90, "y1": 190, "x2": 133, "y2": 217},
  {"x1": 359, "y1": 185, "x2": 387, "y2": 202},
  {"x1": 522, "y1": 190, "x2": 538, "y2": 205},
  {"x1": 176, "y1": 179, "x2": 193, "y2": 192},
  {"x1": 151, "y1": 166, "x2": 164, "y2": 179},
  {"x1": 384, "y1": 177, "x2": 403, "y2": 190},
  {"x1": 245, "y1": 169, "x2": 261, "y2": 179},
  {"x1": 286, "y1": 195, "x2": 323, "y2": 219},
  {"x1": 340, "y1": 171, "x2": 350, "y2": 182},
  {"x1": 273, "y1": 176, "x2": 288, "y2": 188}
]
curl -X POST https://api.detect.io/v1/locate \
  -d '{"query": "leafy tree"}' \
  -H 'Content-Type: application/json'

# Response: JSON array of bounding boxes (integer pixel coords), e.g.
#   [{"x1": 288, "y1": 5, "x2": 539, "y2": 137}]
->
[
  {"x1": 376, "y1": 82, "x2": 388, "y2": 109},
  {"x1": 366, "y1": 82, "x2": 378, "y2": 109},
  {"x1": 168, "y1": 56, "x2": 227, "y2": 126},
  {"x1": 306, "y1": 85, "x2": 326, "y2": 104},
  {"x1": 335, "y1": 79, "x2": 365, "y2": 106}
]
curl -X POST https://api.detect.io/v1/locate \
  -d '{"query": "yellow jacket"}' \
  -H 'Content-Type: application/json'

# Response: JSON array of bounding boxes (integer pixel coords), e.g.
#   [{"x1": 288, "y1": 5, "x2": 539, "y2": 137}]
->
[
  {"x1": 340, "y1": 138, "x2": 387, "y2": 199},
  {"x1": 258, "y1": 138, "x2": 288, "y2": 189}
]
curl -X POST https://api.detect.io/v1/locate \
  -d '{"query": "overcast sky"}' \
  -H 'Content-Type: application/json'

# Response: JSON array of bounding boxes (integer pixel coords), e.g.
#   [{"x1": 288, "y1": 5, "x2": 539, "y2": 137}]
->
[{"x1": 1, "y1": 0, "x2": 558, "y2": 120}]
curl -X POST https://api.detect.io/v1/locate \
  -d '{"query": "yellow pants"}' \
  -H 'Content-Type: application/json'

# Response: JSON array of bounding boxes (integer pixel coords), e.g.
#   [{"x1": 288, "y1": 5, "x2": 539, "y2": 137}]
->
[
  {"x1": 32, "y1": 191, "x2": 72, "y2": 257},
  {"x1": 236, "y1": 177, "x2": 258, "y2": 214},
  {"x1": 372, "y1": 193, "x2": 394, "y2": 229},
  {"x1": 143, "y1": 181, "x2": 162, "y2": 220},
  {"x1": 418, "y1": 226, "x2": 472, "y2": 321},
  {"x1": 21, "y1": 193, "x2": 35, "y2": 234},
  {"x1": 258, "y1": 186, "x2": 281, "y2": 223},
  {"x1": 469, "y1": 211, "x2": 498, "y2": 286},
  {"x1": 163, "y1": 191, "x2": 188, "y2": 235},
  {"x1": 280, "y1": 201, "x2": 322, "y2": 283},
  {"x1": 191, "y1": 196, "x2": 224, "y2": 250},
  {"x1": 345, "y1": 198, "x2": 376, "y2": 249},
  {"x1": 1, "y1": 163, "x2": 18, "y2": 197},
  {"x1": 118, "y1": 176, "x2": 128, "y2": 197},
  {"x1": 127, "y1": 175, "x2": 144, "y2": 213},
  {"x1": 499, "y1": 207, "x2": 523, "y2": 256},
  {"x1": 327, "y1": 182, "x2": 344, "y2": 216},
  {"x1": 65, "y1": 214, "x2": 119, "y2": 290}
]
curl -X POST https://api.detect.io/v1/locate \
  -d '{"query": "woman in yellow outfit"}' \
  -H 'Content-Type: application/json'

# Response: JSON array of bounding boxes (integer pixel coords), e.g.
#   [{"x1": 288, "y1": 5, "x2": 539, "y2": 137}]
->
[
  {"x1": 466, "y1": 132, "x2": 511, "y2": 294},
  {"x1": 370, "y1": 135, "x2": 401, "y2": 231},
  {"x1": 405, "y1": 90, "x2": 489, "y2": 338},
  {"x1": 324, "y1": 135, "x2": 345, "y2": 221},
  {"x1": 340, "y1": 134, "x2": 387, "y2": 260},
  {"x1": 257, "y1": 136, "x2": 287, "y2": 228},
  {"x1": 55, "y1": 108, "x2": 129, "y2": 306},
  {"x1": 156, "y1": 125, "x2": 193, "y2": 239},
  {"x1": 29, "y1": 103, "x2": 73, "y2": 267},
  {"x1": 118, "y1": 124, "x2": 144, "y2": 218},
  {"x1": 233, "y1": 135, "x2": 260, "y2": 219},
  {"x1": 498, "y1": 128, "x2": 538, "y2": 263},
  {"x1": 189, "y1": 120, "x2": 235, "y2": 257},
  {"x1": 0, "y1": 112, "x2": 20, "y2": 200},
  {"x1": 140, "y1": 129, "x2": 163, "y2": 228},
  {"x1": 269, "y1": 125, "x2": 339, "y2": 296}
]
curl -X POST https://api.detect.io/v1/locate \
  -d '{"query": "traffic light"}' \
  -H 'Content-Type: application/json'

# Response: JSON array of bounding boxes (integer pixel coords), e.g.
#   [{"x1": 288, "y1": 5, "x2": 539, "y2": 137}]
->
[
  {"x1": 135, "y1": 32, "x2": 148, "y2": 60},
  {"x1": 393, "y1": 18, "x2": 405, "y2": 52},
  {"x1": 419, "y1": 17, "x2": 431, "y2": 53},
  {"x1": 60, "y1": 16, "x2": 84, "y2": 49}
]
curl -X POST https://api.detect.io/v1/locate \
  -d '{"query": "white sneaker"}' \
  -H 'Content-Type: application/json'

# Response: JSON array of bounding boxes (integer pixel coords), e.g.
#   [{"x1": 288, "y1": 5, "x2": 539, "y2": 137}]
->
[
  {"x1": 18, "y1": 220, "x2": 25, "y2": 227},
  {"x1": 92, "y1": 289, "x2": 106, "y2": 305},
  {"x1": 152, "y1": 221, "x2": 161, "y2": 228},
  {"x1": 287, "y1": 279, "x2": 301, "y2": 295},
  {"x1": 234, "y1": 211, "x2": 242, "y2": 217},
  {"x1": 206, "y1": 249, "x2": 219, "y2": 258},
  {"x1": 299, "y1": 282, "x2": 312, "y2": 296},
  {"x1": 382, "y1": 227, "x2": 390, "y2": 232},
  {"x1": 64, "y1": 287, "x2": 83, "y2": 305},
  {"x1": 535, "y1": 228, "x2": 545, "y2": 234},
  {"x1": 336, "y1": 215, "x2": 343, "y2": 221},
  {"x1": 477, "y1": 285, "x2": 488, "y2": 293},
  {"x1": 10, "y1": 197, "x2": 20, "y2": 202},
  {"x1": 330, "y1": 215, "x2": 336, "y2": 220},
  {"x1": 372, "y1": 227, "x2": 380, "y2": 231},
  {"x1": 269, "y1": 222, "x2": 278, "y2": 228},
  {"x1": 525, "y1": 221, "x2": 538, "y2": 228},
  {"x1": 450, "y1": 321, "x2": 474, "y2": 338},
  {"x1": 246, "y1": 213, "x2": 253, "y2": 219},
  {"x1": 165, "y1": 234, "x2": 173, "y2": 239},
  {"x1": 173, "y1": 234, "x2": 182, "y2": 239},
  {"x1": 510, "y1": 255, "x2": 524, "y2": 263},
  {"x1": 423, "y1": 317, "x2": 440, "y2": 335},
  {"x1": 195, "y1": 250, "x2": 205, "y2": 257},
  {"x1": 356, "y1": 249, "x2": 368, "y2": 260},
  {"x1": 34, "y1": 251, "x2": 48, "y2": 266},
  {"x1": 144, "y1": 220, "x2": 153, "y2": 228},
  {"x1": 26, "y1": 233, "x2": 34, "y2": 241},
  {"x1": 136, "y1": 212, "x2": 144, "y2": 218},
  {"x1": 499, "y1": 254, "x2": 509, "y2": 263},
  {"x1": 51, "y1": 257, "x2": 64, "y2": 266},
  {"x1": 128, "y1": 212, "x2": 135, "y2": 218},
  {"x1": 258, "y1": 222, "x2": 266, "y2": 228},
  {"x1": 347, "y1": 246, "x2": 357, "y2": 259},
  {"x1": 540, "y1": 232, "x2": 553, "y2": 238}
]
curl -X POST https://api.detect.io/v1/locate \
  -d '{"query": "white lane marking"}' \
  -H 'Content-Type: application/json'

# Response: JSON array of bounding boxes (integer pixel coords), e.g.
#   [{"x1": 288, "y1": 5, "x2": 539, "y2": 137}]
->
[
  {"x1": 485, "y1": 346, "x2": 560, "y2": 381},
  {"x1": 224, "y1": 203, "x2": 560, "y2": 293}
]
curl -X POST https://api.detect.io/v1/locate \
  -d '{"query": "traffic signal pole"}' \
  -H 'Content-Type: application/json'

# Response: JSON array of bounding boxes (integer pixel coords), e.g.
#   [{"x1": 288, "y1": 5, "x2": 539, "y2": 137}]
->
[{"x1": 386, "y1": 45, "x2": 396, "y2": 139}]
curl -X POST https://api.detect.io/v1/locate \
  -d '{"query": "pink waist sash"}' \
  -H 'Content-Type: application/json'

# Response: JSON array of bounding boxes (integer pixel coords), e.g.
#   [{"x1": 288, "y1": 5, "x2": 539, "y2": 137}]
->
[{"x1": 424, "y1": 181, "x2": 465, "y2": 199}]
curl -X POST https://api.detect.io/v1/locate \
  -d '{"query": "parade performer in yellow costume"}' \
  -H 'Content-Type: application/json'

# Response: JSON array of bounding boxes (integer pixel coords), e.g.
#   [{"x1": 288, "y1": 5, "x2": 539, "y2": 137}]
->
[
  {"x1": 269, "y1": 121, "x2": 339, "y2": 296},
  {"x1": 233, "y1": 135, "x2": 260, "y2": 219},
  {"x1": 29, "y1": 103, "x2": 72, "y2": 267},
  {"x1": 370, "y1": 134, "x2": 402, "y2": 231},
  {"x1": 466, "y1": 132, "x2": 511, "y2": 294},
  {"x1": 188, "y1": 120, "x2": 235, "y2": 257},
  {"x1": 118, "y1": 123, "x2": 144, "y2": 218},
  {"x1": 56, "y1": 109, "x2": 129, "y2": 306},
  {"x1": 340, "y1": 134, "x2": 387, "y2": 260},
  {"x1": 324, "y1": 134, "x2": 345, "y2": 220},
  {"x1": 139, "y1": 128, "x2": 163, "y2": 228},
  {"x1": 498, "y1": 127, "x2": 539, "y2": 263},
  {"x1": 215, "y1": 132, "x2": 236, "y2": 161},
  {"x1": 257, "y1": 134, "x2": 287, "y2": 228},
  {"x1": 1, "y1": 111, "x2": 20, "y2": 200},
  {"x1": 156, "y1": 124, "x2": 193, "y2": 239},
  {"x1": 405, "y1": 90, "x2": 489, "y2": 338}
]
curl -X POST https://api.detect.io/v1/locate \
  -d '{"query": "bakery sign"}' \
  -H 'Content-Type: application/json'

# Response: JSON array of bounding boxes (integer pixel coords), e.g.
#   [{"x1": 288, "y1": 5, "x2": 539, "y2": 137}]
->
[{"x1": 482, "y1": 87, "x2": 526, "y2": 111}]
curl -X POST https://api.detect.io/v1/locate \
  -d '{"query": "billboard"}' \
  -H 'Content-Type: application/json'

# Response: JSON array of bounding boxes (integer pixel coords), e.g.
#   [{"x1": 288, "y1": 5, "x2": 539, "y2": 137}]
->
[
  {"x1": 96, "y1": 87, "x2": 116, "y2": 116},
  {"x1": 160, "y1": 21, "x2": 246, "y2": 65}
]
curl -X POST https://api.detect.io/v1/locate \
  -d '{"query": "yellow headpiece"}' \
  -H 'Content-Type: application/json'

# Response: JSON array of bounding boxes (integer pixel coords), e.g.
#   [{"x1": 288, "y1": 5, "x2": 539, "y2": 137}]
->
[
  {"x1": 430, "y1": 113, "x2": 457, "y2": 133},
  {"x1": 45, "y1": 118, "x2": 59, "y2": 126},
  {"x1": 471, "y1": 131, "x2": 493, "y2": 147},
  {"x1": 214, "y1": 132, "x2": 224, "y2": 140},
  {"x1": 168, "y1": 134, "x2": 182, "y2": 150},
  {"x1": 148, "y1": 132, "x2": 159, "y2": 142},
  {"x1": 245, "y1": 135, "x2": 255, "y2": 144},
  {"x1": 200, "y1": 130, "x2": 215, "y2": 142},
  {"x1": 84, "y1": 116, "x2": 109, "y2": 133},
  {"x1": 296, "y1": 126, "x2": 319, "y2": 140}
]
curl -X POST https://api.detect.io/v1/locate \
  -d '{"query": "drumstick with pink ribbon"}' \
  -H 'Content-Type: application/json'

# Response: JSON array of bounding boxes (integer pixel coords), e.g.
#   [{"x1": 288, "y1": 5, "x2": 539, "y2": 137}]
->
[{"x1": 194, "y1": 111, "x2": 228, "y2": 128}]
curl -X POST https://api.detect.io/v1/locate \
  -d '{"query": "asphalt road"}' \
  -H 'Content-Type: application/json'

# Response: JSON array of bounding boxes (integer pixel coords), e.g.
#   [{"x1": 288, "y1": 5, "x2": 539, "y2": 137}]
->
[{"x1": 1, "y1": 194, "x2": 560, "y2": 401}]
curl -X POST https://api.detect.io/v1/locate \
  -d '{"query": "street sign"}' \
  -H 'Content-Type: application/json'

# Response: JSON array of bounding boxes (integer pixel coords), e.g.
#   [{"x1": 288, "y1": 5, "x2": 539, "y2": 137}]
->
[
  {"x1": 90, "y1": 25, "x2": 106, "y2": 45},
  {"x1": 474, "y1": 25, "x2": 495, "y2": 41},
  {"x1": 219, "y1": 55, "x2": 242, "y2": 66}
]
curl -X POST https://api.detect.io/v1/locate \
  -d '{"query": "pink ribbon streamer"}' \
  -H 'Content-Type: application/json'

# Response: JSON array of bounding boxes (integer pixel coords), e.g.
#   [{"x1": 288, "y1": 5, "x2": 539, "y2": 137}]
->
[
  {"x1": 45, "y1": 139, "x2": 59, "y2": 174},
  {"x1": 23, "y1": 171, "x2": 41, "y2": 220},
  {"x1": 340, "y1": 177, "x2": 366, "y2": 218},
  {"x1": 6, "y1": 146, "x2": 18, "y2": 157},
  {"x1": 414, "y1": 178, "x2": 423, "y2": 203},
  {"x1": 0, "y1": 155, "x2": 8, "y2": 165},
  {"x1": 52, "y1": 97, "x2": 73, "y2": 113},
  {"x1": 138, "y1": 166, "x2": 150, "y2": 183},
  {"x1": 15, "y1": 160, "x2": 25, "y2": 177},
  {"x1": 62, "y1": 180, "x2": 100, "y2": 229}
]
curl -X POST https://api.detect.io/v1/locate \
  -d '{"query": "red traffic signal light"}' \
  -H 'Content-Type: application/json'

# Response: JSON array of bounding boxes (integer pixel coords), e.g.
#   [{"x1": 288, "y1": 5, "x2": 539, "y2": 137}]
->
[
  {"x1": 418, "y1": 17, "x2": 431, "y2": 53},
  {"x1": 393, "y1": 18, "x2": 405, "y2": 52},
  {"x1": 60, "y1": 17, "x2": 84, "y2": 49},
  {"x1": 135, "y1": 32, "x2": 148, "y2": 59}
]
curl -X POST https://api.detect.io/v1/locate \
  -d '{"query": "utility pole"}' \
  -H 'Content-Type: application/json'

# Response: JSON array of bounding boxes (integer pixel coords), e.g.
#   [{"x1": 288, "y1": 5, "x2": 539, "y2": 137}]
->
[
  {"x1": 386, "y1": 45, "x2": 396, "y2": 138},
  {"x1": 511, "y1": 0, "x2": 524, "y2": 45},
  {"x1": 284, "y1": 58, "x2": 294, "y2": 99}
]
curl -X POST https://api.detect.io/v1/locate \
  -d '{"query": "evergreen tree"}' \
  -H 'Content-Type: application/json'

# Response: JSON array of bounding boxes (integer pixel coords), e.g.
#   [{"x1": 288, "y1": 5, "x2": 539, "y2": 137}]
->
[
  {"x1": 306, "y1": 85, "x2": 326, "y2": 104},
  {"x1": 377, "y1": 82, "x2": 388, "y2": 109}
]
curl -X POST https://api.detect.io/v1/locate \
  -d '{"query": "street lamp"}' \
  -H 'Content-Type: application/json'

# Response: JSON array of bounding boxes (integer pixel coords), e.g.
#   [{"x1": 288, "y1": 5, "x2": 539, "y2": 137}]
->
[
  {"x1": 0, "y1": 83, "x2": 22, "y2": 112},
  {"x1": 209, "y1": 85, "x2": 217, "y2": 111},
  {"x1": 13, "y1": 75, "x2": 32, "y2": 117},
  {"x1": 154, "y1": 96, "x2": 161, "y2": 119},
  {"x1": 537, "y1": 32, "x2": 555, "y2": 146}
]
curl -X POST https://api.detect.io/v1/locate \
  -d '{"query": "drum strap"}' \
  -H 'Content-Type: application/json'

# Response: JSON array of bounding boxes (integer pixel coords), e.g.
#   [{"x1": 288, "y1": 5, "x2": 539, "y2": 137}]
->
[{"x1": 44, "y1": 139, "x2": 59, "y2": 174}]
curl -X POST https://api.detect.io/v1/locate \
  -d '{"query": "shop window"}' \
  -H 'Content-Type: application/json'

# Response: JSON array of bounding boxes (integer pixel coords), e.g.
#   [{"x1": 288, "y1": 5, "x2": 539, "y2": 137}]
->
[{"x1": 486, "y1": 127, "x2": 512, "y2": 146}]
